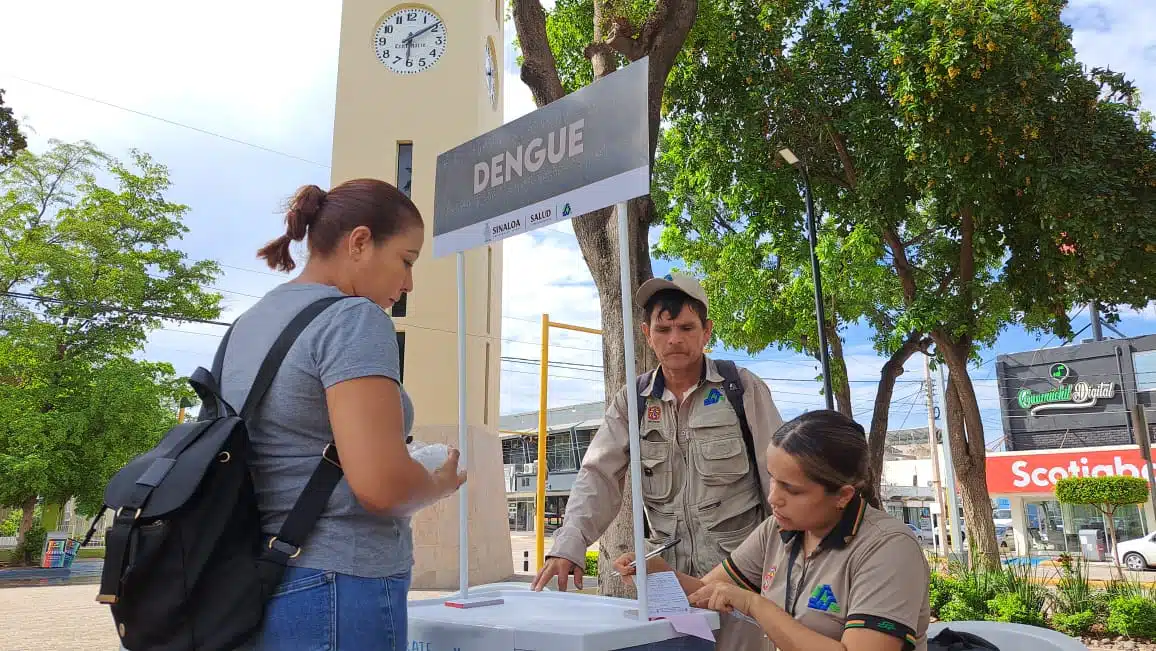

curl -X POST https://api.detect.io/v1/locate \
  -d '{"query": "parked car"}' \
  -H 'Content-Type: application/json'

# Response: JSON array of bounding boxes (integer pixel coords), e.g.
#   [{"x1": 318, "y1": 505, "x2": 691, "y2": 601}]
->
[
  {"x1": 906, "y1": 523, "x2": 932, "y2": 545},
  {"x1": 1115, "y1": 531, "x2": 1156, "y2": 571}
]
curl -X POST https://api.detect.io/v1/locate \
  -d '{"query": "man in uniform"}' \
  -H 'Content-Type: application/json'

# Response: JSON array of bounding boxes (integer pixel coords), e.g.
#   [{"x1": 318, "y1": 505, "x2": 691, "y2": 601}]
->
[{"x1": 532, "y1": 272, "x2": 783, "y2": 650}]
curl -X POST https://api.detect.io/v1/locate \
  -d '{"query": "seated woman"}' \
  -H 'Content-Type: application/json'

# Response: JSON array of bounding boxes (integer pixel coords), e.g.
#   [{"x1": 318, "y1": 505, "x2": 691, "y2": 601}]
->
[{"x1": 615, "y1": 410, "x2": 930, "y2": 651}]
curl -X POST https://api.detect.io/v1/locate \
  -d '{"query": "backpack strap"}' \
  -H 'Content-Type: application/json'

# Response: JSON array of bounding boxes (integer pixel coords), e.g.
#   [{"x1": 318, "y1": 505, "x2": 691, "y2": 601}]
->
[
  {"x1": 256, "y1": 296, "x2": 358, "y2": 566},
  {"x1": 713, "y1": 360, "x2": 765, "y2": 503},
  {"x1": 188, "y1": 325, "x2": 237, "y2": 420}
]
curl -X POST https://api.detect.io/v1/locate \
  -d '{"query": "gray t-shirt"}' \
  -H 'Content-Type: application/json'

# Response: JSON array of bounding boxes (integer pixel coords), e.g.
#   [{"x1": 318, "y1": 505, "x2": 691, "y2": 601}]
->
[{"x1": 218, "y1": 282, "x2": 415, "y2": 578}]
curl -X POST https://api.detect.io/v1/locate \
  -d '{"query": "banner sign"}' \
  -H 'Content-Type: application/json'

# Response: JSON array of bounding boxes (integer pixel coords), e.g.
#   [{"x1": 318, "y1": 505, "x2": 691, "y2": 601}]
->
[{"x1": 432, "y1": 57, "x2": 650, "y2": 257}]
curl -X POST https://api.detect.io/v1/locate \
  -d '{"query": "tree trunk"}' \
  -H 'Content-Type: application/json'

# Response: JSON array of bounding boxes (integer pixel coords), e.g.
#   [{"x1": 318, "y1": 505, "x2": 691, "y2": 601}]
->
[
  {"x1": 940, "y1": 355, "x2": 1002, "y2": 570},
  {"x1": 1105, "y1": 507, "x2": 1123, "y2": 578},
  {"x1": 580, "y1": 200, "x2": 659, "y2": 598},
  {"x1": 867, "y1": 335, "x2": 927, "y2": 499},
  {"x1": 825, "y1": 320, "x2": 852, "y2": 417},
  {"x1": 16, "y1": 495, "x2": 36, "y2": 557},
  {"x1": 512, "y1": 0, "x2": 698, "y2": 599}
]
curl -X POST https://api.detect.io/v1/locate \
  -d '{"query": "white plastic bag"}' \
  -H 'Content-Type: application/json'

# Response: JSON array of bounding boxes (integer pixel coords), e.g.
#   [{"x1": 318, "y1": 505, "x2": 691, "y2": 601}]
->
[{"x1": 407, "y1": 441, "x2": 450, "y2": 471}]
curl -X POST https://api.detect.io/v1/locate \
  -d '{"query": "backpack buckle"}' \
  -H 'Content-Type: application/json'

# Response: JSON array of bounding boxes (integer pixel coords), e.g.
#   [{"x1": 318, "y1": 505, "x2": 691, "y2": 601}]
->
[
  {"x1": 322, "y1": 443, "x2": 341, "y2": 469},
  {"x1": 115, "y1": 507, "x2": 141, "y2": 520},
  {"x1": 267, "y1": 536, "x2": 302, "y2": 559}
]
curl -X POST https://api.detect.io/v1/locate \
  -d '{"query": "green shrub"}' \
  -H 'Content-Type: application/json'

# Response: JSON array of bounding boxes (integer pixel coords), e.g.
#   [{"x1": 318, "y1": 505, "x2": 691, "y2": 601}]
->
[
  {"x1": 928, "y1": 571, "x2": 957, "y2": 618},
  {"x1": 585, "y1": 551, "x2": 599, "y2": 577},
  {"x1": 986, "y1": 592, "x2": 1047, "y2": 627},
  {"x1": 10, "y1": 523, "x2": 46, "y2": 566},
  {"x1": 1106, "y1": 596, "x2": 1156, "y2": 639},
  {"x1": 1052, "y1": 554, "x2": 1095, "y2": 616},
  {"x1": 1052, "y1": 610, "x2": 1097, "y2": 637}
]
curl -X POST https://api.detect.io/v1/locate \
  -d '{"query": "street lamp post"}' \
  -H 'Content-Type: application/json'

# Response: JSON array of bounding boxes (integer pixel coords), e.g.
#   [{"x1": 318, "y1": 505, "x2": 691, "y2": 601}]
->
[{"x1": 779, "y1": 148, "x2": 834, "y2": 411}]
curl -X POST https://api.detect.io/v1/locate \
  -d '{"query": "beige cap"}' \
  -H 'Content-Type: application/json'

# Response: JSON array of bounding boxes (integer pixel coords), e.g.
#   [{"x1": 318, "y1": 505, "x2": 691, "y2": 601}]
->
[{"x1": 634, "y1": 272, "x2": 709, "y2": 310}]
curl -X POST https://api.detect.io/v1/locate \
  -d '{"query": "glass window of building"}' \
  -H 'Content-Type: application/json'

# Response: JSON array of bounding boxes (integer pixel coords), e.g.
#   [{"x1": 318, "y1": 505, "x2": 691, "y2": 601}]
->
[{"x1": 1135, "y1": 350, "x2": 1156, "y2": 391}]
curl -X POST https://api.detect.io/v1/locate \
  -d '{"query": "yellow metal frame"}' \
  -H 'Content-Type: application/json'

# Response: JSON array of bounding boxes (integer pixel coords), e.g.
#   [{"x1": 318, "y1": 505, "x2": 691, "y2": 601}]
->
[{"x1": 535, "y1": 313, "x2": 602, "y2": 570}]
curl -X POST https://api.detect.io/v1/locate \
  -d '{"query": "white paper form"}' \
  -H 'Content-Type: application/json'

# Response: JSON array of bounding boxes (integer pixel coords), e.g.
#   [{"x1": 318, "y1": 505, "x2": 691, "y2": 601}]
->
[{"x1": 645, "y1": 571, "x2": 716, "y2": 641}]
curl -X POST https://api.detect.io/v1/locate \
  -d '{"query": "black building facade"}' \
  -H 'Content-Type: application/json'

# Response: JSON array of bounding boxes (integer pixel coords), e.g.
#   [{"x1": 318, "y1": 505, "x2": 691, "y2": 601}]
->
[{"x1": 995, "y1": 333, "x2": 1156, "y2": 451}]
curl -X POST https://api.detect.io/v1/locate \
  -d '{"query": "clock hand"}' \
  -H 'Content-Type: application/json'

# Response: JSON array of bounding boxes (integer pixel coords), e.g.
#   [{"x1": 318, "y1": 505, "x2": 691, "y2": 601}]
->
[{"x1": 403, "y1": 20, "x2": 441, "y2": 44}]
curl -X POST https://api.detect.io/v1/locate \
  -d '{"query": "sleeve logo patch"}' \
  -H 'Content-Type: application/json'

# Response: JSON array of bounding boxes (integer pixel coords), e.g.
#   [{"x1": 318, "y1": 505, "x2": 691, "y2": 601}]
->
[{"x1": 808, "y1": 584, "x2": 840, "y2": 613}]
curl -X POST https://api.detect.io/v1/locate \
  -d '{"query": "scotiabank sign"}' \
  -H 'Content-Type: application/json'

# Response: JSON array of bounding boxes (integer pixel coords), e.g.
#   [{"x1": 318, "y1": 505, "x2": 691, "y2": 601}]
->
[{"x1": 987, "y1": 445, "x2": 1156, "y2": 494}]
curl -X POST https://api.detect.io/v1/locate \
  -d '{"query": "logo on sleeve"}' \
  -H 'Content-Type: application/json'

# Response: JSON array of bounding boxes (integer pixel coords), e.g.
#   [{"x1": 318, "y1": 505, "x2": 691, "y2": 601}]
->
[
  {"x1": 647, "y1": 405, "x2": 662, "y2": 422},
  {"x1": 703, "y1": 388, "x2": 723, "y2": 406},
  {"x1": 808, "y1": 584, "x2": 840, "y2": 613},
  {"x1": 761, "y1": 567, "x2": 776, "y2": 593}
]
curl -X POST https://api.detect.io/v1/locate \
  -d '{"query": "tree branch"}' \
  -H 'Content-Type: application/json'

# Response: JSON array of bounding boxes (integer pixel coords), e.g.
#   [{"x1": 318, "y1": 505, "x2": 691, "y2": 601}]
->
[
  {"x1": 511, "y1": 0, "x2": 566, "y2": 107},
  {"x1": 826, "y1": 123, "x2": 858, "y2": 190},
  {"x1": 883, "y1": 226, "x2": 917, "y2": 305},
  {"x1": 605, "y1": 17, "x2": 646, "y2": 61}
]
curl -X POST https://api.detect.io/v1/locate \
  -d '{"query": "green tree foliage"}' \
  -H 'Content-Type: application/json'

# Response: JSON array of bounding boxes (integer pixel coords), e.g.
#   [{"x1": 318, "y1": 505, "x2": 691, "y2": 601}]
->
[
  {"x1": 654, "y1": 0, "x2": 1156, "y2": 569},
  {"x1": 0, "y1": 89, "x2": 27, "y2": 169},
  {"x1": 0, "y1": 140, "x2": 219, "y2": 557},
  {"x1": 1056, "y1": 475, "x2": 1149, "y2": 573}
]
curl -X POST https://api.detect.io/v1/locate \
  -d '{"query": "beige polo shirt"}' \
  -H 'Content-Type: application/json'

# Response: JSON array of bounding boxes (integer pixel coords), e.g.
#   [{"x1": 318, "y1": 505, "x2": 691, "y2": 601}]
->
[{"x1": 721, "y1": 495, "x2": 930, "y2": 650}]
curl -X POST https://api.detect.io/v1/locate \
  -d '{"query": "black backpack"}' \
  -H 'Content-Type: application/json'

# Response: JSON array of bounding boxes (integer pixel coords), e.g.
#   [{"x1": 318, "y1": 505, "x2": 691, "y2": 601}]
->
[
  {"x1": 86, "y1": 296, "x2": 352, "y2": 650},
  {"x1": 927, "y1": 628, "x2": 1001, "y2": 650}
]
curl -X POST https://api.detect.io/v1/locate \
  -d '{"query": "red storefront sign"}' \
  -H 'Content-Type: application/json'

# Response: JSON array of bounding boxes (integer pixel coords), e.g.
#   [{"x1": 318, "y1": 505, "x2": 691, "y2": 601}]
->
[{"x1": 986, "y1": 445, "x2": 1156, "y2": 494}]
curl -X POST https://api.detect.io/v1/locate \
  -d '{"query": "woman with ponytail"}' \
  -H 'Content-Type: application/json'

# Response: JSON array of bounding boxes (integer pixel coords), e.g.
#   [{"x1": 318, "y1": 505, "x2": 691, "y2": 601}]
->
[
  {"x1": 224, "y1": 179, "x2": 465, "y2": 650},
  {"x1": 615, "y1": 410, "x2": 930, "y2": 651}
]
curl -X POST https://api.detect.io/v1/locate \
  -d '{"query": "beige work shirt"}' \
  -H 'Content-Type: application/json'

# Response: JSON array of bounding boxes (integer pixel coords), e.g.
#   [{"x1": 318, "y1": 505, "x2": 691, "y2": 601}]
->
[
  {"x1": 722, "y1": 495, "x2": 931, "y2": 650},
  {"x1": 549, "y1": 357, "x2": 782, "y2": 575}
]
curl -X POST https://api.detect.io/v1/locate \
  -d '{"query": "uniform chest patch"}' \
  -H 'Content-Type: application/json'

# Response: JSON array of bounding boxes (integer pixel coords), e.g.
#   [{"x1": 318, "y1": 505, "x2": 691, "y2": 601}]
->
[
  {"x1": 647, "y1": 405, "x2": 662, "y2": 421},
  {"x1": 808, "y1": 584, "x2": 840, "y2": 613},
  {"x1": 703, "y1": 388, "x2": 723, "y2": 406},
  {"x1": 761, "y1": 567, "x2": 776, "y2": 593}
]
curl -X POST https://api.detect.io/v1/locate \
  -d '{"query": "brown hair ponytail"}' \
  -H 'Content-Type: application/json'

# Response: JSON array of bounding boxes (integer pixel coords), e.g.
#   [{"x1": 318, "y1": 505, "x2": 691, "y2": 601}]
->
[
  {"x1": 256, "y1": 179, "x2": 421, "y2": 272},
  {"x1": 258, "y1": 184, "x2": 327, "y2": 272}
]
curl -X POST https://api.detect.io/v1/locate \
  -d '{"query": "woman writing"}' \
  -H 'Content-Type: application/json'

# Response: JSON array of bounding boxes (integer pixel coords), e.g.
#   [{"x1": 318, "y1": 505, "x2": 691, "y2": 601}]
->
[
  {"x1": 615, "y1": 411, "x2": 930, "y2": 651},
  {"x1": 221, "y1": 179, "x2": 465, "y2": 650}
]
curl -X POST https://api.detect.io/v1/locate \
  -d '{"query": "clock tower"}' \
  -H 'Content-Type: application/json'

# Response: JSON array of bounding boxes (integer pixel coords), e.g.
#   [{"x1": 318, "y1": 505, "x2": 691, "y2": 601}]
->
[{"x1": 330, "y1": 0, "x2": 510, "y2": 588}]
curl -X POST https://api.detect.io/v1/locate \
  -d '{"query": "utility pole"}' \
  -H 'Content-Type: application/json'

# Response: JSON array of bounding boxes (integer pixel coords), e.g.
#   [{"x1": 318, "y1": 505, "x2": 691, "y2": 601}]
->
[
  {"x1": 1090, "y1": 301, "x2": 1104, "y2": 341},
  {"x1": 1131, "y1": 405, "x2": 1156, "y2": 534},
  {"x1": 936, "y1": 363, "x2": 965, "y2": 560},
  {"x1": 924, "y1": 354, "x2": 949, "y2": 558}
]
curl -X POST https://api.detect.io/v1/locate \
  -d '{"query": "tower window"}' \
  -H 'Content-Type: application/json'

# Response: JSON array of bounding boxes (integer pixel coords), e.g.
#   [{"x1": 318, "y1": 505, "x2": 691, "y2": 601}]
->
[
  {"x1": 397, "y1": 142, "x2": 413, "y2": 198},
  {"x1": 396, "y1": 331, "x2": 406, "y2": 382},
  {"x1": 393, "y1": 142, "x2": 413, "y2": 318}
]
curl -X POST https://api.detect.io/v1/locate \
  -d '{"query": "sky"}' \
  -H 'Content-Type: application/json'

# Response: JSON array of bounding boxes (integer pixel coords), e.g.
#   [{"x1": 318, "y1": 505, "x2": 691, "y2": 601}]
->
[{"x1": 2, "y1": 0, "x2": 1154, "y2": 449}]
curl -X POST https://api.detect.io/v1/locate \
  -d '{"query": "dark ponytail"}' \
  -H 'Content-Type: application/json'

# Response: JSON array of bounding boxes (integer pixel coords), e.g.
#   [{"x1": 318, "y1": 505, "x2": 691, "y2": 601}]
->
[
  {"x1": 258, "y1": 184, "x2": 326, "y2": 272},
  {"x1": 257, "y1": 179, "x2": 421, "y2": 273},
  {"x1": 771, "y1": 410, "x2": 882, "y2": 509}
]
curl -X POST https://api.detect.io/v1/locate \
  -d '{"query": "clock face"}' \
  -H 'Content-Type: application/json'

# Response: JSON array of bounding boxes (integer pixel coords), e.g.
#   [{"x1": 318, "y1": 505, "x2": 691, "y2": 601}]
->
[
  {"x1": 484, "y1": 38, "x2": 498, "y2": 109},
  {"x1": 374, "y1": 7, "x2": 446, "y2": 75}
]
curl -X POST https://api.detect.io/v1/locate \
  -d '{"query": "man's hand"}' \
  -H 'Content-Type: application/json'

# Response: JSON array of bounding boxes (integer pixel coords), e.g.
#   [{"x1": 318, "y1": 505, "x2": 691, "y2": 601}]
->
[
  {"x1": 531, "y1": 557, "x2": 583, "y2": 592},
  {"x1": 611, "y1": 552, "x2": 673, "y2": 585},
  {"x1": 687, "y1": 582, "x2": 756, "y2": 616}
]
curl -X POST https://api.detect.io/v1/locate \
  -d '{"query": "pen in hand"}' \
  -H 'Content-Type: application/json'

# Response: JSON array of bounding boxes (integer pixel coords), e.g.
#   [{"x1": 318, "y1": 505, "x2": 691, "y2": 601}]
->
[{"x1": 613, "y1": 536, "x2": 681, "y2": 576}]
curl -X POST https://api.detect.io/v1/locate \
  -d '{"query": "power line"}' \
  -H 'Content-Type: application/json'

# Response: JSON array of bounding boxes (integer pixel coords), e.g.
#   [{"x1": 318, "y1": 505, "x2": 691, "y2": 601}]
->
[
  {"x1": 2, "y1": 74, "x2": 330, "y2": 169},
  {"x1": 2, "y1": 291, "x2": 232, "y2": 327}
]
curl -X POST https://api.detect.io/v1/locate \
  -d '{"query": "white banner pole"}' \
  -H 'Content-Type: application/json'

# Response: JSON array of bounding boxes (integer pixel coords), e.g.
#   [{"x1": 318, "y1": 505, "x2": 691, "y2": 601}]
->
[
  {"x1": 616, "y1": 200, "x2": 647, "y2": 619},
  {"x1": 457, "y1": 251, "x2": 469, "y2": 599}
]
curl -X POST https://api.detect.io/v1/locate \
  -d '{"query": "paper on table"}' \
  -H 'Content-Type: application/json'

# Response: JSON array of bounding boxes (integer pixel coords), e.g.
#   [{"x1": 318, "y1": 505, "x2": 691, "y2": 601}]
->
[
  {"x1": 668, "y1": 614, "x2": 716, "y2": 641},
  {"x1": 645, "y1": 571, "x2": 691, "y2": 618}
]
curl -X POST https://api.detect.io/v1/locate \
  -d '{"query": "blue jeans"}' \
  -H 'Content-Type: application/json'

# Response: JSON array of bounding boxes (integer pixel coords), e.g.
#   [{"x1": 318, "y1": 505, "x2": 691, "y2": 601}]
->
[{"x1": 249, "y1": 566, "x2": 411, "y2": 651}]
